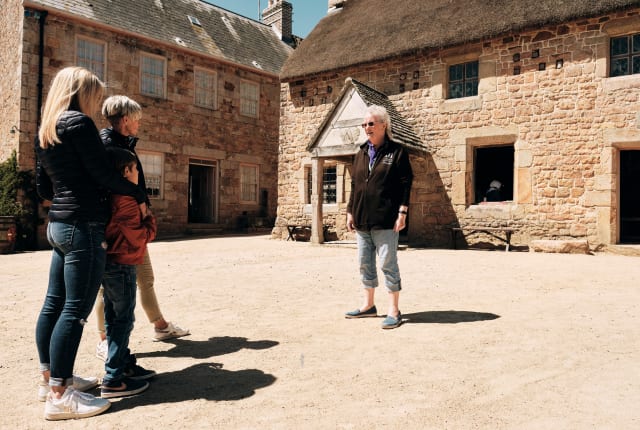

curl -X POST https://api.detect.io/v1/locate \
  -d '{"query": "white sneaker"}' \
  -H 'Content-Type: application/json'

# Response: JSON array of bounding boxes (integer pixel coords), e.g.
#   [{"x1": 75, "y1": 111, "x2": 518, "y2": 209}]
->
[
  {"x1": 96, "y1": 339, "x2": 108, "y2": 362},
  {"x1": 153, "y1": 321, "x2": 190, "y2": 341},
  {"x1": 44, "y1": 387, "x2": 110, "y2": 420},
  {"x1": 38, "y1": 375, "x2": 100, "y2": 402}
]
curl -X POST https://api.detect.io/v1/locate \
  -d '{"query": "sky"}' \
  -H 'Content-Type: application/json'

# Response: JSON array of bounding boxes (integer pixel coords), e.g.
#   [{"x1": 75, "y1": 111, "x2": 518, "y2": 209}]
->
[{"x1": 204, "y1": 0, "x2": 328, "y2": 38}]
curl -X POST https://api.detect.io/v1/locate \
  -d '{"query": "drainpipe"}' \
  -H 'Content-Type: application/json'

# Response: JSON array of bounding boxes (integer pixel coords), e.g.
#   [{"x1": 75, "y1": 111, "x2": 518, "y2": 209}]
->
[
  {"x1": 32, "y1": 9, "x2": 47, "y2": 250},
  {"x1": 36, "y1": 10, "x2": 48, "y2": 127}
]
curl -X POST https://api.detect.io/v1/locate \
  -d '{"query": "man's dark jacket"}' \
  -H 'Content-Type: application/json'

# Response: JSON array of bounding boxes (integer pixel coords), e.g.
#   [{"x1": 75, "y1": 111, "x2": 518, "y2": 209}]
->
[
  {"x1": 347, "y1": 137, "x2": 413, "y2": 230},
  {"x1": 100, "y1": 128, "x2": 150, "y2": 206},
  {"x1": 35, "y1": 110, "x2": 146, "y2": 223}
]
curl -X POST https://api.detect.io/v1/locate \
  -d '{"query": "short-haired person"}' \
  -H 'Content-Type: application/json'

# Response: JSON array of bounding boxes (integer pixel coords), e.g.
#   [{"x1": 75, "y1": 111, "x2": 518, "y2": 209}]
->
[
  {"x1": 100, "y1": 147, "x2": 157, "y2": 398},
  {"x1": 345, "y1": 105, "x2": 413, "y2": 329},
  {"x1": 484, "y1": 180, "x2": 503, "y2": 202},
  {"x1": 94, "y1": 95, "x2": 188, "y2": 361},
  {"x1": 34, "y1": 67, "x2": 147, "y2": 420}
]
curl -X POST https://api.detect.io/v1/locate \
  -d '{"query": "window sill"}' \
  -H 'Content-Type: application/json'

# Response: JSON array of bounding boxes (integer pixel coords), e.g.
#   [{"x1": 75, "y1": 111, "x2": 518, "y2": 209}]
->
[
  {"x1": 466, "y1": 201, "x2": 515, "y2": 219},
  {"x1": 439, "y1": 96, "x2": 482, "y2": 113},
  {"x1": 602, "y1": 74, "x2": 640, "y2": 94},
  {"x1": 303, "y1": 203, "x2": 338, "y2": 214}
]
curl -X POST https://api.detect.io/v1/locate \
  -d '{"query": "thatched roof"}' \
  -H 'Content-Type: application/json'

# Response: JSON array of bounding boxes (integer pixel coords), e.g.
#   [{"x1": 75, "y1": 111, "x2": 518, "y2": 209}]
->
[
  {"x1": 281, "y1": 0, "x2": 640, "y2": 80},
  {"x1": 25, "y1": 0, "x2": 292, "y2": 76}
]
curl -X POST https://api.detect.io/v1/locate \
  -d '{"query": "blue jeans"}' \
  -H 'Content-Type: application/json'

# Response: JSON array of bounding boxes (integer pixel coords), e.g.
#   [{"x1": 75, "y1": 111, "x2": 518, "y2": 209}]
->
[
  {"x1": 101, "y1": 262, "x2": 137, "y2": 384},
  {"x1": 35, "y1": 221, "x2": 107, "y2": 387},
  {"x1": 356, "y1": 229, "x2": 402, "y2": 292}
]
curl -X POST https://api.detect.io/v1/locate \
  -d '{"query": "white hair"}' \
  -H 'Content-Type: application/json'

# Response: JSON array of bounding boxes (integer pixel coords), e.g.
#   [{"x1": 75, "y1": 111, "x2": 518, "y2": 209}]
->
[{"x1": 365, "y1": 105, "x2": 393, "y2": 140}]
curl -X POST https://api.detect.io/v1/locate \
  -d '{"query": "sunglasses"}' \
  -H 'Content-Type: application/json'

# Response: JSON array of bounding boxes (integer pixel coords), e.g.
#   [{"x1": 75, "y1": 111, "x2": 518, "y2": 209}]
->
[{"x1": 361, "y1": 121, "x2": 380, "y2": 128}]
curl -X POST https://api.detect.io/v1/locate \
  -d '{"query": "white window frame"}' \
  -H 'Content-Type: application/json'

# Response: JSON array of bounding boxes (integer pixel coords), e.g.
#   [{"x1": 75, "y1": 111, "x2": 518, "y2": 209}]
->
[
  {"x1": 140, "y1": 53, "x2": 167, "y2": 98},
  {"x1": 194, "y1": 67, "x2": 218, "y2": 109},
  {"x1": 138, "y1": 151, "x2": 164, "y2": 200},
  {"x1": 240, "y1": 80, "x2": 259, "y2": 118},
  {"x1": 240, "y1": 163, "x2": 259, "y2": 203},
  {"x1": 75, "y1": 36, "x2": 106, "y2": 81}
]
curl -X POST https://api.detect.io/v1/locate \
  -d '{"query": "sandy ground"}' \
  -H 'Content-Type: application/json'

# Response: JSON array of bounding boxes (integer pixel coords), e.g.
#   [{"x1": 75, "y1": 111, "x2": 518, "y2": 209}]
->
[{"x1": 1, "y1": 234, "x2": 639, "y2": 429}]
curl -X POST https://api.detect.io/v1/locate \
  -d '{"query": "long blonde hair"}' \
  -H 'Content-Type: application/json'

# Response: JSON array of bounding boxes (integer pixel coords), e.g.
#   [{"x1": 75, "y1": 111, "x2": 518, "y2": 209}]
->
[{"x1": 38, "y1": 67, "x2": 105, "y2": 148}]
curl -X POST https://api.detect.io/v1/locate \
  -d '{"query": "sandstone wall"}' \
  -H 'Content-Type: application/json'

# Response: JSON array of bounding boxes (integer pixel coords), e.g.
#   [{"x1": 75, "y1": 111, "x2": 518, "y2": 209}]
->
[
  {"x1": 275, "y1": 8, "x2": 640, "y2": 248},
  {"x1": 0, "y1": 2, "x2": 24, "y2": 163},
  {"x1": 16, "y1": 10, "x2": 280, "y2": 240}
]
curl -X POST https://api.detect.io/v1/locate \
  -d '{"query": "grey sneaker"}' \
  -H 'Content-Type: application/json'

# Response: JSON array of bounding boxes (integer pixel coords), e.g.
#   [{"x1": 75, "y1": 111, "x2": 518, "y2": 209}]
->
[
  {"x1": 101, "y1": 378, "x2": 149, "y2": 399},
  {"x1": 44, "y1": 387, "x2": 111, "y2": 420},
  {"x1": 38, "y1": 375, "x2": 100, "y2": 402},
  {"x1": 123, "y1": 364, "x2": 156, "y2": 380}
]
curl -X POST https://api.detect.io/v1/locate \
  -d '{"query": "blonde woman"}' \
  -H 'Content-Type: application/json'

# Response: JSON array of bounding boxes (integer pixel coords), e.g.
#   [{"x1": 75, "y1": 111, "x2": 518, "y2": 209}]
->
[{"x1": 34, "y1": 67, "x2": 147, "y2": 420}]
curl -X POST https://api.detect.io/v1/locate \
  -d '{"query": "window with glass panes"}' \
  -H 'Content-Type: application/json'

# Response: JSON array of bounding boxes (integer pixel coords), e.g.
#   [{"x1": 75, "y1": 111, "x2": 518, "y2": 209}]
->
[
  {"x1": 76, "y1": 37, "x2": 105, "y2": 80},
  {"x1": 240, "y1": 81, "x2": 259, "y2": 117},
  {"x1": 138, "y1": 152, "x2": 163, "y2": 199},
  {"x1": 306, "y1": 166, "x2": 337, "y2": 204},
  {"x1": 240, "y1": 164, "x2": 258, "y2": 203},
  {"x1": 140, "y1": 54, "x2": 166, "y2": 98},
  {"x1": 448, "y1": 60, "x2": 479, "y2": 99},
  {"x1": 610, "y1": 34, "x2": 640, "y2": 77},
  {"x1": 195, "y1": 68, "x2": 217, "y2": 109},
  {"x1": 322, "y1": 167, "x2": 337, "y2": 204}
]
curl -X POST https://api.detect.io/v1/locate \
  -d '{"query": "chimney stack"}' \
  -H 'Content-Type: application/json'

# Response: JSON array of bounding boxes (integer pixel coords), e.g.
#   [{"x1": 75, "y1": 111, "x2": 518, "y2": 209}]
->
[
  {"x1": 262, "y1": 0, "x2": 293, "y2": 43},
  {"x1": 328, "y1": 0, "x2": 347, "y2": 13}
]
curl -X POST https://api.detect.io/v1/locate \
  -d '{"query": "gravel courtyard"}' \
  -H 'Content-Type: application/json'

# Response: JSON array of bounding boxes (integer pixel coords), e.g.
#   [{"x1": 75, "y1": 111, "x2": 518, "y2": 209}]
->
[{"x1": 1, "y1": 235, "x2": 638, "y2": 429}]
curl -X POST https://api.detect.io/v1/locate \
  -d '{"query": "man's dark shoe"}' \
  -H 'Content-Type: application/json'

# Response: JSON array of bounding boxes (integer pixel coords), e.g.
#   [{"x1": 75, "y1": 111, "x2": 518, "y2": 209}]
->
[
  {"x1": 345, "y1": 305, "x2": 377, "y2": 319},
  {"x1": 101, "y1": 378, "x2": 149, "y2": 399},
  {"x1": 123, "y1": 364, "x2": 156, "y2": 380}
]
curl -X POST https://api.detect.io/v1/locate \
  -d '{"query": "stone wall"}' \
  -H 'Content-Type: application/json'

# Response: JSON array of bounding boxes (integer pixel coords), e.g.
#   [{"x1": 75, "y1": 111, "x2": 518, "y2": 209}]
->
[
  {"x1": 0, "y1": 2, "x2": 24, "y2": 163},
  {"x1": 274, "y1": 8, "x2": 640, "y2": 249},
  {"x1": 15, "y1": 9, "x2": 280, "y2": 242}
]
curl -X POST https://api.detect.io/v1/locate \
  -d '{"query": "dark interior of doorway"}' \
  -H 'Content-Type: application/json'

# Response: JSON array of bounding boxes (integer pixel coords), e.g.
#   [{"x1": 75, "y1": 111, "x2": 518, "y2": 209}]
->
[
  {"x1": 188, "y1": 163, "x2": 215, "y2": 224},
  {"x1": 620, "y1": 150, "x2": 640, "y2": 243}
]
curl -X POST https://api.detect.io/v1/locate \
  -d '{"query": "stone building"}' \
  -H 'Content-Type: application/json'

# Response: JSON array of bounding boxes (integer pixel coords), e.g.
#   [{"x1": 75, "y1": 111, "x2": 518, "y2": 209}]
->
[
  {"x1": 273, "y1": 0, "x2": 640, "y2": 251},
  {"x1": 0, "y1": 0, "x2": 294, "y2": 247}
]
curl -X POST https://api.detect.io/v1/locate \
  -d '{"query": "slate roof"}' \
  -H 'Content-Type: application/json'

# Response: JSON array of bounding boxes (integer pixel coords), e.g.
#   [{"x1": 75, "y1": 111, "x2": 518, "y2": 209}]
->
[
  {"x1": 309, "y1": 78, "x2": 425, "y2": 154},
  {"x1": 24, "y1": 0, "x2": 292, "y2": 75},
  {"x1": 281, "y1": 0, "x2": 640, "y2": 80},
  {"x1": 349, "y1": 79, "x2": 424, "y2": 152}
]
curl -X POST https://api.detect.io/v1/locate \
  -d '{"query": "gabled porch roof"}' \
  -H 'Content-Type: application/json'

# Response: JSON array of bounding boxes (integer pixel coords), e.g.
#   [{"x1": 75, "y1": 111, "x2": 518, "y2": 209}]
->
[{"x1": 307, "y1": 78, "x2": 427, "y2": 160}]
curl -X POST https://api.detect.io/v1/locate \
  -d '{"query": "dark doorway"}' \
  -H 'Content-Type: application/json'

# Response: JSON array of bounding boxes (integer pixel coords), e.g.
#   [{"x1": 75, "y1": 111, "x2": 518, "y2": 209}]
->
[
  {"x1": 474, "y1": 145, "x2": 514, "y2": 203},
  {"x1": 188, "y1": 161, "x2": 216, "y2": 223},
  {"x1": 620, "y1": 150, "x2": 640, "y2": 243}
]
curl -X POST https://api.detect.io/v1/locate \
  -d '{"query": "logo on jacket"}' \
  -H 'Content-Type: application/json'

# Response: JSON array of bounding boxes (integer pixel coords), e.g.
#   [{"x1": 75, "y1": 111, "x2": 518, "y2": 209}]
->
[{"x1": 381, "y1": 153, "x2": 394, "y2": 165}]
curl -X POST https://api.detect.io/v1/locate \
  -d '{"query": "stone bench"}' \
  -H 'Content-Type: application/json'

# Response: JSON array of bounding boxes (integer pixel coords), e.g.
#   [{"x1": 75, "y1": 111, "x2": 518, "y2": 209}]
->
[
  {"x1": 450, "y1": 226, "x2": 517, "y2": 252},
  {"x1": 286, "y1": 225, "x2": 329, "y2": 241}
]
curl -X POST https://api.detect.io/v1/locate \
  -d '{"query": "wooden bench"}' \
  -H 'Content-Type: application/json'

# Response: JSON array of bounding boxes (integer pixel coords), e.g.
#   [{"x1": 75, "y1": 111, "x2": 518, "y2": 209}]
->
[
  {"x1": 286, "y1": 225, "x2": 329, "y2": 241},
  {"x1": 450, "y1": 226, "x2": 516, "y2": 251}
]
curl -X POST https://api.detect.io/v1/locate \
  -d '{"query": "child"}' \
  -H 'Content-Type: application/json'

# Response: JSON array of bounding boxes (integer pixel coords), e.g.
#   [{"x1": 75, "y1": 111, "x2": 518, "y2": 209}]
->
[{"x1": 100, "y1": 147, "x2": 157, "y2": 398}]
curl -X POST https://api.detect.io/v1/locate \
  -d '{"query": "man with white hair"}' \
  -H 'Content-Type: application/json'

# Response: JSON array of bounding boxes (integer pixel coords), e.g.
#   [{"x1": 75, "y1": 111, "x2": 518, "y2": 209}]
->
[{"x1": 345, "y1": 104, "x2": 413, "y2": 329}]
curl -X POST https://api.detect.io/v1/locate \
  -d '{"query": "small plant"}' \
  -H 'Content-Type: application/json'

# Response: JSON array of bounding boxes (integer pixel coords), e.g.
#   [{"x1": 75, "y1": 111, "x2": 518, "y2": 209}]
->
[
  {"x1": 0, "y1": 151, "x2": 29, "y2": 217},
  {"x1": 0, "y1": 151, "x2": 36, "y2": 251}
]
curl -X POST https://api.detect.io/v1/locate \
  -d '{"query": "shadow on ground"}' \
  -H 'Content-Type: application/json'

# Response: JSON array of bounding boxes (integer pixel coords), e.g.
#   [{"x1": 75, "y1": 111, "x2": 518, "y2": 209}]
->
[
  {"x1": 99, "y1": 362, "x2": 276, "y2": 412},
  {"x1": 136, "y1": 336, "x2": 279, "y2": 359},
  {"x1": 402, "y1": 310, "x2": 500, "y2": 324}
]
